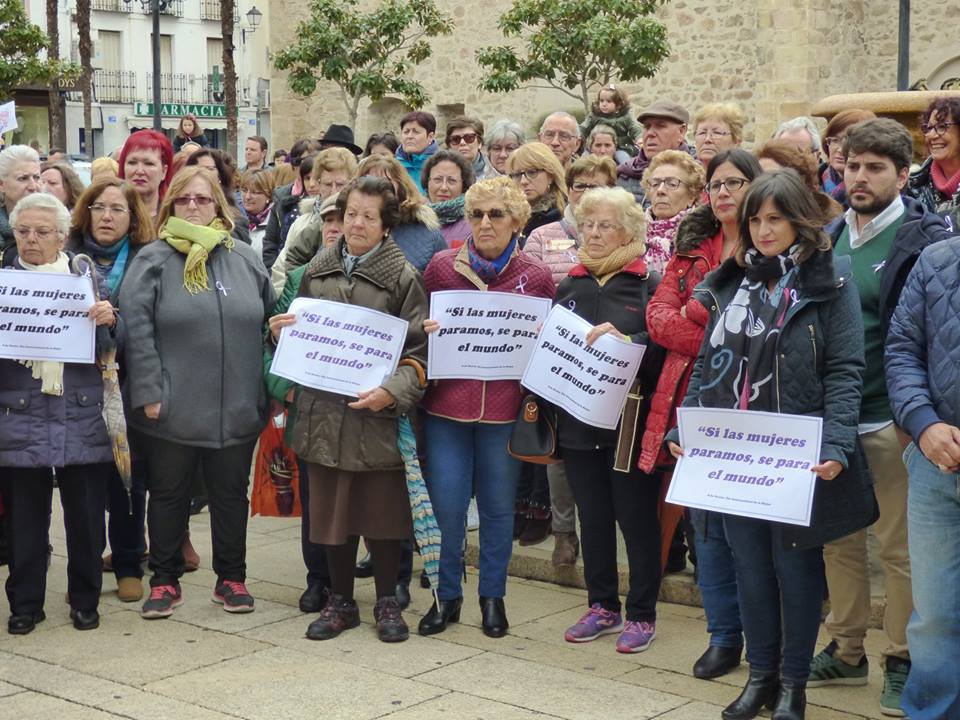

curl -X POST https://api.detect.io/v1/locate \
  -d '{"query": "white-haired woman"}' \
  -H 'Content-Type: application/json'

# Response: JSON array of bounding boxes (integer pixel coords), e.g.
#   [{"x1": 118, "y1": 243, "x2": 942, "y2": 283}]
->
[
  {"x1": 0, "y1": 193, "x2": 118, "y2": 635},
  {"x1": 0, "y1": 145, "x2": 43, "y2": 264},
  {"x1": 555, "y1": 186, "x2": 666, "y2": 655},
  {"x1": 484, "y1": 120, "x2": 526, "y2": 178}
]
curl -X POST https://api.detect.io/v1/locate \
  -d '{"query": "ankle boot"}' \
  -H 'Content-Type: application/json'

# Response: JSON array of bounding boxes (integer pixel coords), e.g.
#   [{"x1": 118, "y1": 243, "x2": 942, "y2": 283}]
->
[
  {"x1": 417, "y1": 597, "x2": 462, "y2": 636},
  {"x1": 479, "y1": 596, "x2": 508, "y2": 638},
  {"x1": 721, "y1": 671, "x2": 779, "y2": 720},
  {"x1": 771, "y1": 680, "x2": 806, "y2": 720}
]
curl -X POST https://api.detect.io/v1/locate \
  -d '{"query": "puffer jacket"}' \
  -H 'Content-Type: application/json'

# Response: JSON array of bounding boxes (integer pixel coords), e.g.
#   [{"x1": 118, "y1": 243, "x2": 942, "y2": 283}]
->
[
  {"x1": 579, "y1": 108, "x2": 643, "y2": 156},
  {"x1": 262, "y1": 182, "x2": 301, "y2": 269},
  {"x1": 523, "y1": 209, "x2": 579, "y2": 287},
  {"x1": 887, "y1": 237, "x2": 960, "y2": 442},
  {"x1": 668, "y1": 250, "x2": 877, "y2": 550},
  {"x1": 639, "y1": 206, "x2": 724, "y2": 472},
  {"x1": 287, "y1": 238, "x2": 428, "y2": 471},
  {"x1": 439, "y1": 216, "x2": 471, "y2": 249},
  {"x1": 908, "y1": 156, "x2": 960, "y2": 216},
  {"x1": 421, "y1": 243, "x2": 555, "y2": 423}
]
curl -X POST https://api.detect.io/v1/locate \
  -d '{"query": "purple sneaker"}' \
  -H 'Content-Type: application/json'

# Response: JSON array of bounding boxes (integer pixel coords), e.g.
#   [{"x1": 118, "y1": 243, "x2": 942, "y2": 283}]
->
[
  {"x1": 564, "y1": 603, "x2": 624, "y2": 643},
  {"x1": 616, "y1": 620, "x2": 656, "y2": 653}
]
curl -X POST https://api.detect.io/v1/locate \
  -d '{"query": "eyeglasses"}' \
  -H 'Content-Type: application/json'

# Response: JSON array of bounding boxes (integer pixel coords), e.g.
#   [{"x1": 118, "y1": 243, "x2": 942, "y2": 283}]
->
[
  {"x1": 14, "y1": 173, "x2": 42, "y2": 184},
  {"x1": 14, "y1": 226, "x2": 57, "y2": 241},
  {"x1": 489, "y1": 144, "x2": 519, "y2": 155},
  {"x1": 468, "y1": 208, "x2": 509, "y2": 221},
  {"x1": 241, "y1": 188, "x2": 267, "y2": 197},
  {"x1": 695, "y1": 129, "x2": 732, "y2": 139},
  {"x1": 508, "y1": 168, "x2": 544, "y2": 183},
  {"x1": 571, "y1": 182, "x2": 600, "y2": 192},
  {"x1": 646, "y1": 177, "x2": 685, "y2": 191},
  {"x1": 429, "y1": 175, "x2": 461, "y2": 187},
  {"x1": 825, "y1": 136, "x2": 845, "y2": 149},
  {"x1": 707, "y1": 177, "x2": 749, "y2": 194},
  {"x1": 540, "y1": 130, "x2": 578, "y2": 142},
  {"x1": 173, "y1": 195, "x2": 215, "y2": 207},
  {"x1": 579, "y1": 221, "x2": 622, "y2": 235},
  {"x1": 89, "y1": 204, "x2": 129, "y2": 215},
  {"x1": 449, "y1": 132, "x2": 478, "y2": 146},
  {"x1": 921, "y1": 121, "x2": 957, "y2": 137}
]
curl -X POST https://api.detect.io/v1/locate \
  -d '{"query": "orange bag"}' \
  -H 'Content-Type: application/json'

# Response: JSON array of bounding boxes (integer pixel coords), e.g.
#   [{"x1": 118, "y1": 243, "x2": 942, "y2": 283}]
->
[{"x1": 251, "y1": 412, "x2": 302, "y2": 517}]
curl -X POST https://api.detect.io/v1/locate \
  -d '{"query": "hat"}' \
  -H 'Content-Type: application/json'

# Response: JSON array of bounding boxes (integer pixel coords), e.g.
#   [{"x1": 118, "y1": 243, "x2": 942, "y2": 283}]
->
[
  {"x1": 637, "y1": 101, "x2": 689, "y2": 125},
  {"x1": 320, "y1": 124, "x2": 362, "y2": 156},
  {"x1": 317, "y1": 192, "x2": 340, "y2": 218}
]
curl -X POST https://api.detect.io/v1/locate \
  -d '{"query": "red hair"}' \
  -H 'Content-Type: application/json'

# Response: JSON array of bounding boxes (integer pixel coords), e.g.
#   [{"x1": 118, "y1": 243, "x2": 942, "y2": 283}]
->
[{"x1": 118, "y1": 130, "x2": 174, "y2": 200}]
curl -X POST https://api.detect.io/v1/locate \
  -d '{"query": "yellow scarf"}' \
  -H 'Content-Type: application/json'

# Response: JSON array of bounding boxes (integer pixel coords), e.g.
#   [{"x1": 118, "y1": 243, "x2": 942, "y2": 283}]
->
[
  {"x1": 160, "y1": 216, "x2": 233, "y2": 294},
  {"x1": 576, "y1": 239, "x2": 646, "y2": 286},
  {"x1": 17, "y1": 252, "x2": 71, "y2": 395}
]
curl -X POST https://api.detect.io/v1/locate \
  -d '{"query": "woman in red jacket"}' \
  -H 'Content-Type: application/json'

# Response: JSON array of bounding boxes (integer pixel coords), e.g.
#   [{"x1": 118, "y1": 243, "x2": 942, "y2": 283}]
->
[{"x1": 640, "y1": 149, "x2": 764, "y2": 680}]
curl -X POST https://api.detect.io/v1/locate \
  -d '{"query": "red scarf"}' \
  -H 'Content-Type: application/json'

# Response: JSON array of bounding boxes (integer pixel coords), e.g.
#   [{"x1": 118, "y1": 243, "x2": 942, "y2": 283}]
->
[{"x1": 931, "y1": 161, "x2": 960, "y2": 199}]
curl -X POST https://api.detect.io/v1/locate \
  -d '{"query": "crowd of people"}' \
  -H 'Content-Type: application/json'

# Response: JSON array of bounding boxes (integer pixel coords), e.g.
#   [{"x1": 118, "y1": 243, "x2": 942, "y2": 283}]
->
[{"x1": 2, "y1": 92, "x2": 960, "y2": 720}]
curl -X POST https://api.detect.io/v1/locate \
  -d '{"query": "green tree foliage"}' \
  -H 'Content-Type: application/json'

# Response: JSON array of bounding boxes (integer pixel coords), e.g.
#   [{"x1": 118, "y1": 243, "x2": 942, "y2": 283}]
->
[
  {"x1": 0, "y1": 0, "x2": 77, "y2": 101},
  {"x1": 477, "y1": 0, "x2": 670, "y2": 114},
  {"x1": 273, "y1": 0, "x2": 454, "y2": 130}
]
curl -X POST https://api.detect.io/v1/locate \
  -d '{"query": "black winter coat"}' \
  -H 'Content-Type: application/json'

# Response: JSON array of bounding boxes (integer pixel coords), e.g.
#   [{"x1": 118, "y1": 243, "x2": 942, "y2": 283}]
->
[
  {"x1": 553, "y1": 257, "x2": 664, "y2": 451},
  {"x1": 261, "y1": 182, "x2": 300, "y2": 269},
  {"x1": 671, "y1": 250, "x2": 877, "y2": 550}
]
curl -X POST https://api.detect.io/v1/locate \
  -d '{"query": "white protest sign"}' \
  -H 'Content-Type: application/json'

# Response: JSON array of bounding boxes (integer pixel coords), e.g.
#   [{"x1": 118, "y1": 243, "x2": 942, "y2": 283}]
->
[
  {"x1": 666, "y1": 407, "x2": 823, "y2": 526},
  {"x1": 269, "y1": 297, "x2": 408, "y2": 397},
  {"x1": 521, "y1": 304, "x2": 645, "y2": 430},
  {"x1": 427, "y1": 290, "x2": 551, "y2": 380},
  {"x1": 0, "y1": 101, "x2": 17, "y2": 135},
  {"x1": 0, "y1": 269, "x2": 95, "y2": 363}
]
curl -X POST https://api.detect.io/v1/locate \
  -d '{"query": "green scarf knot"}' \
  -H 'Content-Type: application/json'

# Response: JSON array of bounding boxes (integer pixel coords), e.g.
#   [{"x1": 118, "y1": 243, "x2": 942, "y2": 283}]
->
[{"x1": 160, "y1": 216, "x2": 233, "y2": 294}]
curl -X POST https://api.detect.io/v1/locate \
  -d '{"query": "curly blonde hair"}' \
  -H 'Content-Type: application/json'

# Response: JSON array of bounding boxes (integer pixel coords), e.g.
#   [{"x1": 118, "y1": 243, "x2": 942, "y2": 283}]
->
[
  {"x1": 465, "y1": 176, "x2": 532, "y2": 231},
  {"x1": 505, "y1": 142, "x2": 567, "y2": 211},
  {"x1": 693, "y1": 103, "x2": 746, "y2": 145},
  {"x1": 642, "y1": 149, "x2": 706, "y2": 196}
]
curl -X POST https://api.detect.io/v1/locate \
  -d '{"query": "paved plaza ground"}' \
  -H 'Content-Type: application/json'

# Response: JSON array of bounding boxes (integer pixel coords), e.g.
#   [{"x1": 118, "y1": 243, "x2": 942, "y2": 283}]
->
[{"x1": 0, "y1": 502, "x2": 892, "y2": 720}]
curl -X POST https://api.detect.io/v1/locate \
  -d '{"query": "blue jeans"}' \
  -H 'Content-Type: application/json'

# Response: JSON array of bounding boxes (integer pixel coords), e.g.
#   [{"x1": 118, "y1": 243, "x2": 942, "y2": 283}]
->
[
  {"x1": 423, "y1": 415, "x2": 521, "y2": 600},
  {"x1": 690, "y1": 509, "x2": 743, "y2": 648},
  {"x1": 902, "y1": 443, "x2": 960, "y2": 719},
  {"x1": 723, "y1": 514, "x2": 824, "y2": 682}
]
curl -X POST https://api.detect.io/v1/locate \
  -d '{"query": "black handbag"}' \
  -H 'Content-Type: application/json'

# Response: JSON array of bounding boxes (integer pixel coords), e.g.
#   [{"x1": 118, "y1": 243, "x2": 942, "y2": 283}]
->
[{"x1": 507, "y1": 394, "x2": 561, "y2": 465}]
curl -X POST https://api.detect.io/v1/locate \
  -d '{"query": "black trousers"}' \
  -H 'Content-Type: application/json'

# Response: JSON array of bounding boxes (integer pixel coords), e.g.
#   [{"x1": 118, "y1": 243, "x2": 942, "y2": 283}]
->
[
  {"x1": 0, "y1": 464, "x2": 110, "y2": 613},
  {"x1": 564, "y1": 447, "x2": 662, "y2": 622},
  {"x1": 106, "y1": 460, "x2": 148, "y2": 580},
  {"x1": 136, "y1": 432, "x2": 256, "y2": 587}
]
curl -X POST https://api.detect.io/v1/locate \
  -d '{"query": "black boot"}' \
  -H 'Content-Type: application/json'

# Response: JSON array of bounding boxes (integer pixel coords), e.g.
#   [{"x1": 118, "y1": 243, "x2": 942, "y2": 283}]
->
[
  {"x1": 693, "y1": 643, "x2": 743, "y2": 679},
  {"x1": 417, "y1": 597, "x2": 462, "y2": 636},
  {"x1": 354, "y1": 552, "x2": 373, "y2": 578},
  {"x1": 479, "y1": 596, "x2": 508, "y2": 638},
  {"x1": 771, "y1": 680, "x2": 805, "y2": 720},
  {"x1": 721, "y1": 671, "x2": 779, "y2": 720},
  {"x1": 394, "y1": 583, "x2": 411, "y2": 610}
]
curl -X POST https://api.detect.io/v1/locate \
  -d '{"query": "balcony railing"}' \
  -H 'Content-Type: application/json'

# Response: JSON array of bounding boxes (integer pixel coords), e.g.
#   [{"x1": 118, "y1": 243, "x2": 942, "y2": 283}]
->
[
  {"x1": 159, "y1": 0, "x2": 184, "y2": 16},
  {"x1": 92, "y1": 69, "x2": 137, "y2": 103},
  {"x1": 91, "y1": 0, "x2": 124, "y2": 11},
  {"x1": 145, "y1": 72, "x2": 188, "y2": 103},
  {"x1": 92, "y1": 0, "x2": 182, "y2": 12},
  {"x1": 66, "y1": 72, "x2": 255, "y2": 108},
  {"x1": 200, "y1": 0, "x2": 239, "y2": 21}
]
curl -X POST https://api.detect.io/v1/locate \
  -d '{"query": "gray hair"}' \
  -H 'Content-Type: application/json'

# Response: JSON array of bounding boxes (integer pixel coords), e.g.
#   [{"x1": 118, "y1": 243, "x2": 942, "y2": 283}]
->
[
  {"x1": 9, "y1": 192, "x2": 71, "y2": 235},
  {"x1": 773, "y1": 116, "x2": 821, "y2": 152},
  {"x1": 573, "y1": 186, "x2": 646, "y2": 246},
  {"x1": 588, "y1": 124, "x2": 618, "y2": 147},
  {"x1": 485, "y1": 119, "x2": 526, "y2": 149},
  {"x1": 540, "y1": 111, "x2": 579, "y2": 134},
  {"x1": 0, "y1": 145, "x2": 41, "y2": 180}
]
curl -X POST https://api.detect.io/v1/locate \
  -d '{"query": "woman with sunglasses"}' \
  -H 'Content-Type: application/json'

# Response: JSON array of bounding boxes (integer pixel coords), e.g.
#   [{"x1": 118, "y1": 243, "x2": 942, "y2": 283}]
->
[
  {"x1": 909, "y1": 97, "x2": 960, "y2": 215},
  {"x1": 121, "y1": 166, "x2": 274, "y2": 621}
]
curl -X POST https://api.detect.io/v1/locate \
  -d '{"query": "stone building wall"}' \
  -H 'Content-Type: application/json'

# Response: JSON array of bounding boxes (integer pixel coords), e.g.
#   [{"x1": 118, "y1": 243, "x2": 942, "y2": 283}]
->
[{"x1": 268, "y1": 0, "x2": 960, "y2": 151}]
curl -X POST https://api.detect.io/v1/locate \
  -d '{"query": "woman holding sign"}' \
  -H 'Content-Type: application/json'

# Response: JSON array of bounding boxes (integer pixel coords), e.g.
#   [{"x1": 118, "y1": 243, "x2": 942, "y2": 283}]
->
[
  {"x1": 419, "y1": 176, "x2": 555, "y2": 638},
  {"x1": 667, "y1": 170, "x2": 873, "y2": 720},
  {"x1": 553, "y1": 186, "x2": 666, "y2": 654},
  {"x1": 0, "y1": 193, "x2": 119, "y2": 634}
]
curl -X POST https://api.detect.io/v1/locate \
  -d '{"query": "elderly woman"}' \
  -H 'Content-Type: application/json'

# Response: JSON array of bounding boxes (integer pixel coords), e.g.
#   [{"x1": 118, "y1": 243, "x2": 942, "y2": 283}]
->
[
  {"x1": 240, "y1": 168, "x2": 276, "y2": 256},
  {"x1": 555, "y1": 187, "x2": 665, "y2": 654},
  {"x1": 818, "y1": 109, "x2": 876, "y2": 206},
  {"x1": 484, "y1": 120, "x2": 526, "y2": 178},
  {"x1": 66, "y1": 177, "x2": 154, "y2": 603},
  {"x1": 445, "y1": 116, "x2": 493, "y2": 181},
  {"x1": 641, "y1": 149, "x2": 706, "y2": 275},
  {"x1": 756, "y1": 141, "x2": 843, "y2": 222},
  {"x1": 422, "y1": 149, "x2": 475, "y2": 248},
  {"x1": 118, "y1": 130, "x2": 174, "y2": 218},
  {"x1": 266, "y1": 176, "x2": 428, "y2": 643},
  {"x1": 91, "y1": 156, "x2": 120, "y2": 180},
  {"x1": 693, "y1": 103, "x2": 745, "y2": 169},
  {"x1": 587, "y1": 125, "x2": 619, "y2": 160},
  {"x1": 641, "y1": 148, "x2": 763, "y2": 680},
  {"x1": 41, "y1": 162, "x2": 84, "y2": 210},
  {"x1": 120, "y1": 166, "x2": 274, "y2": 620},
  {"x1": 418, "y1": 177, "x2": 554, "y2": 638},
  {"x1": 1, "y1": 193, "x2": 118, "y2": 634},
  {"x1": 506, "y1": 142, "x2": 568, "y2": 241},
  {"x1": 0, "y1": 145, "x2": 42, "y2": 262},
  {"x1": 667, "y1": 170, "x2": 874, "y2": 720},
  {"x1": 910, "y1": 97, "x2": 960, "y2": 215},
  {"x1": 396, "y1": 111, "x2": 438, "y2": 194}
]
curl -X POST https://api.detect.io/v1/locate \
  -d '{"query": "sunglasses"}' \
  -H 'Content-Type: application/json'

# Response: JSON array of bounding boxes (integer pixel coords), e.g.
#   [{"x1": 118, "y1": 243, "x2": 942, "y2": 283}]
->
[
  {"x1": 173, "y1": 195, "x2": 215, "y2": 207},
  {"x1": 449, "y1": 132, "x2": 479, "y2": 146},
  {"x1": 468, "y1": 208, "x2": 509, "y2": 221}
]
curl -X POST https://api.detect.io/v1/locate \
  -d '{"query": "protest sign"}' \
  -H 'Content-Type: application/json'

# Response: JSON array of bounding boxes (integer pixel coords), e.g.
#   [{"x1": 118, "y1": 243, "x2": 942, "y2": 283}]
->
[
  {"x1": 520, "y1": 304, "x2": 645, "y2": 430},
  {"x1": 0, "y1": 101, "x2": 17, "y2": 135},
  {"x1": 269, "y1": 297, "x2": 408, "y2": 397},
  {"x1": 666, "y1": 407, "x2": 822, "y2": 526},
  {"x1": 427, "y1": 290, "x2": 551, "y2": 380},
  {"x1": 0, "y1": 269, "x2": 95, "y2": 363}
]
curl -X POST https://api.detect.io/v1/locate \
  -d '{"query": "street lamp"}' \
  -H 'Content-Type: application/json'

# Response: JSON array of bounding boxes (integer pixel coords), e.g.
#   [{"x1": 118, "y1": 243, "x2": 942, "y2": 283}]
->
[
  {"x1": 123, "y1": 0, "x2": 171, "y2": 131},
  {"x1": 242, "y1": 5, "x2": 263, "y2": 44}
]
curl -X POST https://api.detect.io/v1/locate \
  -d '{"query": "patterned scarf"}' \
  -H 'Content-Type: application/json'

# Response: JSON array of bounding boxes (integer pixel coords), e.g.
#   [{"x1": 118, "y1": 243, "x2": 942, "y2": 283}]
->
[
  {"x1": 431, "y1": 195, "x2": 465, "y2": 226},
  {"x1": 160, "y1": 216, "x2": 233, "y2": 294},
  {"x1": 82, "y1": 234, "x2": 130, "y2": 297},
  {"x1": 704, "y1": 244, "x2": 801, "y2": 411},
  {"x1": 468, "y1": 234, "x2": 517, "y2": 284},
  {"x1": 247, "y1": 201, "x2": 272, "y2": 231},
  {"x1": 821, "y1": 165, "x2": 846, "y2": 204},
  {"x1": 643, "y1": 206, "x2": 692, "y2": 276}
]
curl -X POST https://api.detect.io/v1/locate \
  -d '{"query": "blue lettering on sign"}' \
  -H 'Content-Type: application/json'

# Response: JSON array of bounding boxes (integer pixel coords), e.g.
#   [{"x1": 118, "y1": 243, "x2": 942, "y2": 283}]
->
[{"x1": 107, "y1": 115, "x2": 117, "y2": 123}]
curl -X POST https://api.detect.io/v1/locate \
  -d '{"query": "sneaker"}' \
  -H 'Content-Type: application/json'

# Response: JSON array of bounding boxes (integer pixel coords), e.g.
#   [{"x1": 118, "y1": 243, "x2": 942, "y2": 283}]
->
[
  {"x1": 879, "y1": 656, "x2": 910, "y2": 717},
  {"x1": 616, "y1": 620, "x2": 656, "y2": 653},
  {"x1": 141, "y1": 584, "x2": 183, "y2": 619},
  {"x1": 306, "y1": 594, "x2": 361, "y2": 641},
  {"x1": 807, "y1": 640, "x2": 869, "y2": 687},
  {"x1": 212, "y1": 580, "x2": 255, "y2": 613},
  {"x1": 564, "y1": 603, "x2": 623, "y2": 643},
  {"x1": 374, "y1": 596, "x2": 409, "y2": 643}
]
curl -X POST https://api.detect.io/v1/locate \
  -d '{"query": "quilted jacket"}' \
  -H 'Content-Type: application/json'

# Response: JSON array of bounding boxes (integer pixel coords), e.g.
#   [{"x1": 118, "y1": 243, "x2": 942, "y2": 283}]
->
[
  {"x1": 886, "y1": 237, "x2": 960, "y2": 443},
  {"x1": 421, "y1": 243, "x2": 555, "y2": 423},
  {"x1": 639, "y1": 206, "x2": 724, "y2": 473},
  {"x1": 669, "y1": 249, "x2": 878, "y2": 550},
  {"x1": 523, "y1": 211, "x2": 579, "y2": 287}
]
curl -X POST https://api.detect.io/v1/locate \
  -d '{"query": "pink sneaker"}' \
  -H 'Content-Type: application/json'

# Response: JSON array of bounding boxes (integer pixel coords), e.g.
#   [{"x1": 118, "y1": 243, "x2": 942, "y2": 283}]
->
[
  {"x1": 616, "y1": 620, "x2": 656, "y2": 653},
  {"x1": 564, "y1": 603, "x2": 624, "y2": 642}
]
